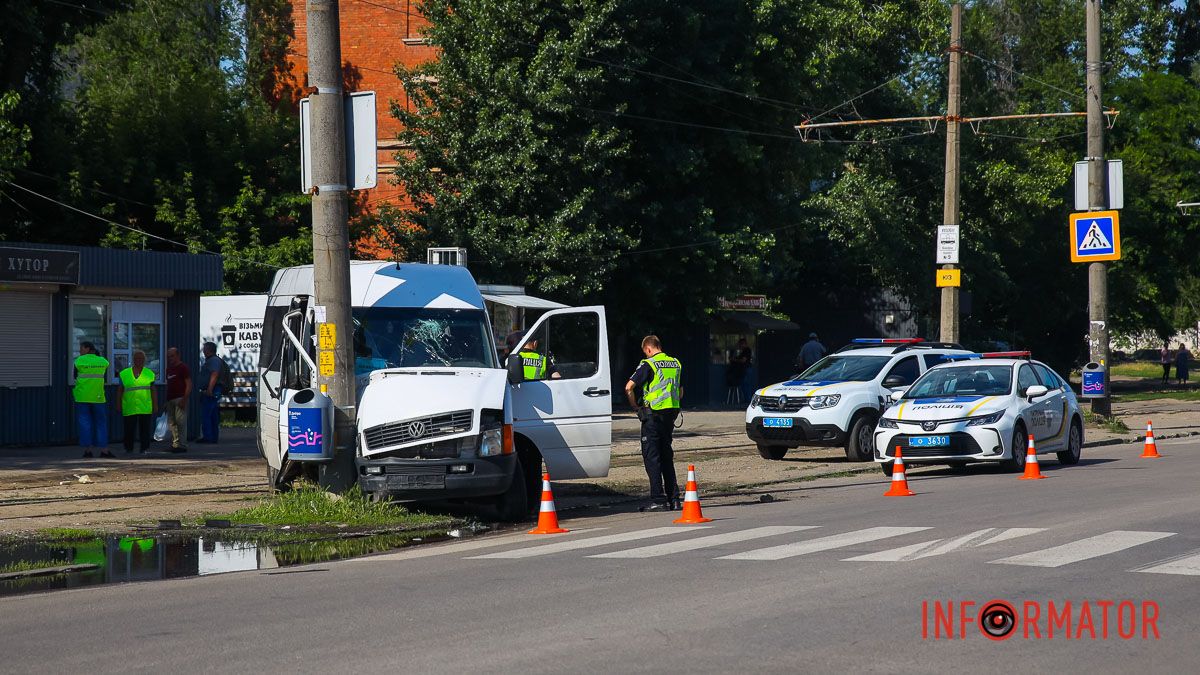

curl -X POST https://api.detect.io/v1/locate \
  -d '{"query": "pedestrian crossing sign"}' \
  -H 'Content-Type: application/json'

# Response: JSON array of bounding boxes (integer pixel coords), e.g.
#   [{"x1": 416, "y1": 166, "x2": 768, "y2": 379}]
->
[{"x1": 1069, "y1": 210, "x2": 1121, "y2": 262}]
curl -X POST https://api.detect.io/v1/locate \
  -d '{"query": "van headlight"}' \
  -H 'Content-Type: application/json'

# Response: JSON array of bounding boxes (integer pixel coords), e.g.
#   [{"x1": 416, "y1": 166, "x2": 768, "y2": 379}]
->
[
  {"x1": 478, "y1": 428, "x2": 503, "y2": 457},
  {"x1": 966, "y1": 410, "x2": 1005, "y2": 426},
  {"x1": 878, "y1": 418, "x2": 899, "y2": 429},
  {"x1": 809, "y1": 394, "x2": 841, "y2": 410}
]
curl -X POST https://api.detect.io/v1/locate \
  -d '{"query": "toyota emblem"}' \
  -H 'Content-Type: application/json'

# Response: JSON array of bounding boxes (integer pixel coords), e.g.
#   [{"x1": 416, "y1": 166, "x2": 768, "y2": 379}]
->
[
  {"x1": 407, "y1": 421, "x2": 427, "y2": 438},
  {"x1": 921, "y1": 421, "x2": 938, "y2": 432}
]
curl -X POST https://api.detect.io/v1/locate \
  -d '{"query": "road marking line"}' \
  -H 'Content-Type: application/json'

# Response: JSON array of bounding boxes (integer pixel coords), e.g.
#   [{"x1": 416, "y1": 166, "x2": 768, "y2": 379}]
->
[
  {"x1": 588, "y1": 526, "x2": 819, "y2": 559},
  {"x1": 1135, "y1": 549, "x2": 1200, "y2": 576},
  {"x1": 990, "y1": 530, "x2": 1175, "y2": 568},
  {"x1": 352, "y1": 528, "x2": 606, "y2": 562},
  {"x1": 845, "y1": 528, "x2": 1046, "y2": 562},
  {"x1": 717, "y1": 526, "x2": 932, "y2": 561},
  {"x1": 468, "y1": 526, "x2": 709, "y2": 559}
]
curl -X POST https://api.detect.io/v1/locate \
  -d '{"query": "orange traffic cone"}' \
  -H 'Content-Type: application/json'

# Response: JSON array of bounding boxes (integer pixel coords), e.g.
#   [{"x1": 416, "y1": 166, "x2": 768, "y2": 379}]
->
[
  {"x1": 528, "y1": 473, "x2": 569, "y2": 534},
  {"x1": 1141, "y1": 420, "x2": 1162, "y2": 458},
  {"x1": 673, "y1": 465, "x2": 713, "y2": 524},
  {"x1": 1020, "y1": 435, "x2": 1046, "y2": 480},
  {"x1": 884, "y1": 447, "x2": 916, "y2": 497}
]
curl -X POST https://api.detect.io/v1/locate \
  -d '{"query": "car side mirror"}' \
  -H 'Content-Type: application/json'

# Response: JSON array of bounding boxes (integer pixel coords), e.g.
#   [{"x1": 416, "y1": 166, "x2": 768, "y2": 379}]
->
[
  {"x1": 882, "y1": 375, "x2": 908, "y2": 389},
  {"x1": 890, "y1": 390, "x2": 906, "y2": 402},
  {"x1": 1025, "y1": 385, "x2": 1048, "y2": 400}
]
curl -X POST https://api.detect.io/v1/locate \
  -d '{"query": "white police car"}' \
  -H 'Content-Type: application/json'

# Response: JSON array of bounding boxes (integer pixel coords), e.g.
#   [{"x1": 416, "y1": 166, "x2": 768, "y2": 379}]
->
[
  {"x1": 873, "y1": 352, "x2": 1083, "y2": 474},
  {"x1": 746, "y1": 339, "x2": 972, "y2": 461}
]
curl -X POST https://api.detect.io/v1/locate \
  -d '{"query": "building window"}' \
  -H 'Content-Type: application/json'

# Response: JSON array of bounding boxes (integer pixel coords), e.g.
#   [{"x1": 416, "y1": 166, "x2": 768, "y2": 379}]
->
[
  {"x1": 111, "y1": 300, "x2": 166, "y2": 381},
  {"x1": 70, "y1": 300, "x2": 109, "y2": 382},
  {"x1": 0, "y1": 290, "x2": 52, "y2": 387}
]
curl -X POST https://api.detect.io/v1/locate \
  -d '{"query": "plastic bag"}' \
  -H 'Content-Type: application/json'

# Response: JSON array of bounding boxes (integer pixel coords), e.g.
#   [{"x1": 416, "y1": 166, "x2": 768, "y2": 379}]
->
[{"x1": 153, "y1": 413, "x2": 169, "y2": 442}]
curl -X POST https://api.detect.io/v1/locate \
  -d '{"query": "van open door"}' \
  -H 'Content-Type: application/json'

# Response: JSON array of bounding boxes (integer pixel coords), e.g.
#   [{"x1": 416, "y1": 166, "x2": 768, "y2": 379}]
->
[{"x1": 509, "y1": 306, "x2": 611, "y2": 479}]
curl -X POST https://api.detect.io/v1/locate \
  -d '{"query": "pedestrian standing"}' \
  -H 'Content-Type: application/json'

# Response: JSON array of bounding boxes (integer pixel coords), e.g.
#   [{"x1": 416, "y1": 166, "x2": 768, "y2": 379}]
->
[
  {"x1": 73, "y1": 341, "x2": 112, "y2": 458},
  {"x1": 797, "y1": 332, "x2": 827, "y2": 372},
  {"x1": 164, "y1": 347, "x2": 191, "y2": 453},
  {"x1": 624, "y1": 335, "x2": 683, "y2": 512},
  {"x1": 1175, "y1": 343, "x2": 1191, "y2": 386},
  {"x1": 117, "y1": 350, "x2": 157, "y2": 454},
  {"x1": 198, "y1": 341, "x2": 231, "y2": 443},
  {"x1": 1160, "y1": 341, "x2": 1172, "y2": 385},
  {"x1": 506, "y1": 333, "x2": 561, "y2": 381}
]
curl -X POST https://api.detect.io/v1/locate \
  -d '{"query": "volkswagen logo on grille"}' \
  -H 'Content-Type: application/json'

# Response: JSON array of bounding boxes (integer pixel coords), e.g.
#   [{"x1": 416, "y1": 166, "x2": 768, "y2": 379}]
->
[
  {"x1": 921, "y1": 421, "x2": 939, "y2": 432},
  {"x1": 407, "y1": 421, "x2": 428, "y2": 439},
  {"x1": 778, "y1": 395, "x2": 788, "y2": 408}
]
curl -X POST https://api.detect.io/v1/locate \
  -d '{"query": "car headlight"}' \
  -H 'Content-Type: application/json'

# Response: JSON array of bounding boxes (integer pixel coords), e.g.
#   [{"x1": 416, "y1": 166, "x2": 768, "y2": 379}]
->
[
  {"x1": 750, "y1": 394, "x2": 760, "y2": 408},
  {"x1": 809, "y1": 394, "x2": 841, "y2": 410},
  {"x1": 878, "y1": 418, "x2": 899, "y2": 429},
  {"x1": 478, "y1": 428, "x2": 503, "y2": 457},
  {"x1": 966, "y1": 410, "x2": 1005, "y2": 426}
]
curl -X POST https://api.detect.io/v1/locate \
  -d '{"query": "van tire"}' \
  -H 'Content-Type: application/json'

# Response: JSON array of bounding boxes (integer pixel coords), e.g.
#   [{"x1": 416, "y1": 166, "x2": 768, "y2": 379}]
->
[
  {"x1": 491, "y1": 456, "x2": 529, "y2": 522},
  {"x1": 757, "y1": 444, "x2": 788, "y2": 460},
  {"x1": 845, "y1": 412, "x2": 878, "y2": 462}
]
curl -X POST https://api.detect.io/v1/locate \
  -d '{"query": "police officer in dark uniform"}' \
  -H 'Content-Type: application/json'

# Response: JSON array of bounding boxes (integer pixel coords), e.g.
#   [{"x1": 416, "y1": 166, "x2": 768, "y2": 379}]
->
[{"x1": 625, "y1": 335, "x2": 683, "y2": 511}]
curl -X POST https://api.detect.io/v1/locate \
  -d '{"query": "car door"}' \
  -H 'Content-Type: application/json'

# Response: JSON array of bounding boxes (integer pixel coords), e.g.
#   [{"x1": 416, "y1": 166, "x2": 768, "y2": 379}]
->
[
  {"x1": 1033, "y1": 362, "x2": 1069, "y2": 450},
  {"x1": 509, "y1": 306, "x2": 611, "y2": 479},
  {"x1": 1017, "y1": 363, "x2": 1054, "y2": 444}
]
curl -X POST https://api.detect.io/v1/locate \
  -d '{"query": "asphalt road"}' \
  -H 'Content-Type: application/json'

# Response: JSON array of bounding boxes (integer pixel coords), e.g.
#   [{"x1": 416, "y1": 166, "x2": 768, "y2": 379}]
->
[{"x1": 3, "y1": 439, "x2": 1199, "y2": 673}]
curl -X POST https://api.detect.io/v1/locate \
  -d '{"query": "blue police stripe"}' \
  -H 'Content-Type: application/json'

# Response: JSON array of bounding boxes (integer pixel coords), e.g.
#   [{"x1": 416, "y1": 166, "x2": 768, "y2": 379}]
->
[
  {"x1": 780, "y1": 380, "x2": 841, "y2": 387},
  {"x1": 912, "y1": 395, "x2": 984, "y2": 404}
]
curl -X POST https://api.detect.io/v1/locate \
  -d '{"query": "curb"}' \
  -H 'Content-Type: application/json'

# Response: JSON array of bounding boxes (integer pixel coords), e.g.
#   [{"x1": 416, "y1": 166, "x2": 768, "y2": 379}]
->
[{"x1": 1085, "y1": 430, "x2": 1200, "y2": 448}]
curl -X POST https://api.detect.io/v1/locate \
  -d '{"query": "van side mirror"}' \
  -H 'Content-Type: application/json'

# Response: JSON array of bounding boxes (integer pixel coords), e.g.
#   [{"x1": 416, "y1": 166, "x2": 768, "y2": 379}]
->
[
  {"x1": 506, "y1": 354, "x2": 525, "y2": 385},
  {"x1": 882, "y1": 374, "x2": 908, "y2": 389},
  {"x1": 1025, "y1": 385, "x2": 1048, "y2": 400}
]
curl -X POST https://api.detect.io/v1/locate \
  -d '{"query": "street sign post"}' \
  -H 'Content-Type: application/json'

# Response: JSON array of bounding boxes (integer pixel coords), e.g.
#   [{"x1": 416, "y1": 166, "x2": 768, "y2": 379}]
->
[
  {"x1": 936, "y1": 225, "x2": 960, "y2": 264},
  {"x1": 1069, "y1": 210, "x2": 1121, "y2": 263}
]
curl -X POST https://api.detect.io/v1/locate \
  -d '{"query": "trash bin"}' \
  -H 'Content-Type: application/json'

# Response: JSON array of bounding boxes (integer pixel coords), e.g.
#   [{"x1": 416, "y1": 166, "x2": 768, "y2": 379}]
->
[
  {"x1": 1081, "y1": 362, "x2": 1106, "y2": 398},
  {"x1": 284, "y1": 387, "x2": 334, "y2": 461}
]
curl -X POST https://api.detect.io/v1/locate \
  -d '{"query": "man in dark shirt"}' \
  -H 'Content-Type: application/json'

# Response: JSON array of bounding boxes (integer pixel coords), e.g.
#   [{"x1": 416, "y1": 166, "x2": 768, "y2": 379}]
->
[{"x1": 164, "y1": 347, "x2": 191, "y2": 453}]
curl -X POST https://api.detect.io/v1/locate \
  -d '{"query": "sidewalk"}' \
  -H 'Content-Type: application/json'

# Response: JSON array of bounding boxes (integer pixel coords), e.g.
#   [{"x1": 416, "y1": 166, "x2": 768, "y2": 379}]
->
[{"x1": 3, "y1": 399, "x2": 1196, "y2": 534}]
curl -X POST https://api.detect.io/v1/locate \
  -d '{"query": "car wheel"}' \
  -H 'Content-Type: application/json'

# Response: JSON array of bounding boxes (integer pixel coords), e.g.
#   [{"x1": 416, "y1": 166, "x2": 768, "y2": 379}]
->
[
  {"x1": 757, "y1": 444, "x2": 788, "y2": 460},
  {"x1": 1057, "y1": 420, "x2": 1082, "y2": 465},
  {"x1": 881, "y1": 461, "x2": 894, "y2": 477},
  {"x1": 845, "y1": 413, "x2": 878, "y2": 462},
  {"x1": 491, "y1": 456, "x2": 529, "y2": 522},
  {"x1": 1001, "y1": 423, "x2": 1027, "y2": 473}
]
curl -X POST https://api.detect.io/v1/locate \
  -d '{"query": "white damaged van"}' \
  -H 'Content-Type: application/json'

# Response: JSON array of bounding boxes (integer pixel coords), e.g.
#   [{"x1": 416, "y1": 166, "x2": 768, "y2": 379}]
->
[{"x1": 256, "y1": 261, "x2": 612, "y2": 519}]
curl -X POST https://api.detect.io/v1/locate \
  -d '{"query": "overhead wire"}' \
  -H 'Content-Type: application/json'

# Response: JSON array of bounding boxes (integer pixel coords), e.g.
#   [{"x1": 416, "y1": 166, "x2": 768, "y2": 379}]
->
[{"x1": 2, "y1": 180, "x2": 281, "y2": 269}]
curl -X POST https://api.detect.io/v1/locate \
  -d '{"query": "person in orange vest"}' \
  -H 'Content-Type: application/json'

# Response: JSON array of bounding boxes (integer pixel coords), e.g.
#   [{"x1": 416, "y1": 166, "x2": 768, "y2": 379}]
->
[
  {"x1": 117, "y1": 350, "x2": 158, "y2": 454},
  {"x1": 73, "y1": 341, "x2": 111, "y2": 458}
]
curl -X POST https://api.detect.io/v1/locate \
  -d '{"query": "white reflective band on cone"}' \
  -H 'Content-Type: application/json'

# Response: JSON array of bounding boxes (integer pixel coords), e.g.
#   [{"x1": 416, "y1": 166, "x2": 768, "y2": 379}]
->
[
  {"x1": 684, "y1": 490, "x2": 698, "y2": 501},
  {"x1": 542, "y1": 479, "x2": 551, "y2": 491},
  {"x1": 892, "y1": 472, "x2": 906, "y2": 481},
  {"x1": 687, "y1": 470, "x2": 696, "y2": 481},
  {"x1": 540, "y1": 500, "x2": 556, "y2": 512}
]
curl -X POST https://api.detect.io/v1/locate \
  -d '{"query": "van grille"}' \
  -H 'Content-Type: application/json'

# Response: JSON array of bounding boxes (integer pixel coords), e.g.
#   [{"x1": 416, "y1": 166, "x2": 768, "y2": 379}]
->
[{"x1": 363, "y1": 410, "x2": 473, "y2": 451}]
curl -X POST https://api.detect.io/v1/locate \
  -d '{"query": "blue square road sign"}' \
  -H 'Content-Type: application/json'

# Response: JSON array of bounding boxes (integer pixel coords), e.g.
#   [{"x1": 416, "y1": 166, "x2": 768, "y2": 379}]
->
[{"x1": 1069, "y1": 210, "x2": 1121, "y2": 263}]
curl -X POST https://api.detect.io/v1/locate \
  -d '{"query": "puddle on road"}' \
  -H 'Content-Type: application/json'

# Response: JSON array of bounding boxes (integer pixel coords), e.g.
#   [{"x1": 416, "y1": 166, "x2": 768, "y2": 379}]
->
[{"x1": 0, "y1": 524, "x2": 492, "y2": 597}]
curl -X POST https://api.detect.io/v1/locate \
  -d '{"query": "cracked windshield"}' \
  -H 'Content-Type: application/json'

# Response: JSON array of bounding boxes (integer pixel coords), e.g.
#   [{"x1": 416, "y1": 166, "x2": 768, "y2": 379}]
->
[{"x1": 352, "y1": 308, "x2": 496, "y2": 373}]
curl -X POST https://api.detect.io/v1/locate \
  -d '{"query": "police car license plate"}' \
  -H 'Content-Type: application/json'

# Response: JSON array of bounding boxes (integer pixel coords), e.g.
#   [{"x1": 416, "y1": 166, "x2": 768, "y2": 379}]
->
[
  {"x1": 763, "y1": 418, "x2": 793, "y2": 428},
  {"x1": 909, "y1": 435, "x2": 950, "y2": 448}
]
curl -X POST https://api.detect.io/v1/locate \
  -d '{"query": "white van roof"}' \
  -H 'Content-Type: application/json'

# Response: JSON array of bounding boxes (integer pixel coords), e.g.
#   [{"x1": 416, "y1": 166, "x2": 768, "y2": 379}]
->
[{"x1": 269, "y1": 261, "x2": 485, "y2": 310}]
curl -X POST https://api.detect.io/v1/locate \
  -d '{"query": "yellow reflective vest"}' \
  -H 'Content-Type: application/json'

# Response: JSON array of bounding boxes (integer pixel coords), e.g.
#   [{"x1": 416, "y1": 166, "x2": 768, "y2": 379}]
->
[
  {"x1": 73, "y1": 354, "x2": 109, "y2": 403},
  {"x1": 642, "y1": 352, "x2": 682, "y2": 410},
  {"x1": 119, "y1": 367, "x2": 155, "y2": 416}
]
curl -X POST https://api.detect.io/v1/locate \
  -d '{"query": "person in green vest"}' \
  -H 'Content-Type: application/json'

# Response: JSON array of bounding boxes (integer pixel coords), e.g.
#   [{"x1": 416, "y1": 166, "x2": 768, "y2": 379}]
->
[
  {"x1": 73, "y1": 341, "x2": 112, "y2": 458},
  {"x1": 117, "y1": 349, "x2": 158, "y2": 454},
  {"x1": 506, "y1": 332, "x2": 560, "y2": 381},
  {"x1": 624, "y1": 335, "x2": 683, "y2": 512}
]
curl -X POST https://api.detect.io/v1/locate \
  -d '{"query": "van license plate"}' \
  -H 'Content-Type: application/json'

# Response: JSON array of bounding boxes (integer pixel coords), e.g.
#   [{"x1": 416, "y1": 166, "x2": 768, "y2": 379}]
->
[
  {"x1": 909, "y1": 435, "x2": 950, "y2": 448},
  {"x1": 763, "y1": 418, "x2": 793, "y2": 428}
]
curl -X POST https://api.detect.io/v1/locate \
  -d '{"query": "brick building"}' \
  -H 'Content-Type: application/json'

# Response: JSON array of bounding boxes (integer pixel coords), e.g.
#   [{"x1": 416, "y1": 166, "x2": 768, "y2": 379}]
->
[{"x1": 288, "y1": 0, "x2": 435, "y2": 257}]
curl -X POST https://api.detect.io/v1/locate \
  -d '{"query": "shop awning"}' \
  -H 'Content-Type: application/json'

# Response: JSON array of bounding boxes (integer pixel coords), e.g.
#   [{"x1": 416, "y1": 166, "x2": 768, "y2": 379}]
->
[
  {"x1": 481, "y1": 293, "x2": 568, "y2": 310},
  {"x1": 717, "y1": 311, "x2": 800, "y2": 332}
]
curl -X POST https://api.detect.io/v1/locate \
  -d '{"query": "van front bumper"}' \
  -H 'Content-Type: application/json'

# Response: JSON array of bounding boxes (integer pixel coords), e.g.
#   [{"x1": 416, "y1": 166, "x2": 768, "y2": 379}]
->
[{"x1": 356, "y1": 454, "x2": 516, "y2": 501}]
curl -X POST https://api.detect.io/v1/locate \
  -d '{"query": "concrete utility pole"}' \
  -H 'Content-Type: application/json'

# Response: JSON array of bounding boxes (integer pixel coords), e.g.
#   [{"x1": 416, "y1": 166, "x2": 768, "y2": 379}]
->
[
  {"x1": 1086, "y1": 0, "x2": 1110, "y2": 416},
  {"x1": 939, "y1": 2, "x2": 963, "y2": 344},
  {"x1": 307, "y1": 0, "x2": 357, "y2": 491}
]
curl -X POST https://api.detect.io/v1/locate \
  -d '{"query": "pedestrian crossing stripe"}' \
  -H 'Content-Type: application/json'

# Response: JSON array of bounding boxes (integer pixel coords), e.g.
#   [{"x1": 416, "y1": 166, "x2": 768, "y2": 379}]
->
[
  {"x1": 1069, "y1": 210, "x2": 1121, "y2": 262},
  {"x1": 467, "y1": 526, "x2": 709, "y2": 560},
  {"x1": 589, "y1": 526, "x2": 818, "y2": 559},
  {"x1": 716, "y1": 526, "x2": 932, "y2": 561},
  {"x1": 990, "y1": 530, "x2": 1174, "y2": 568},
  {"x1": 844, "y1": 527, "x2": 1045, "y2": 562},
  {"x1": 1134, "y1": 549, "x2": 1200, "y2": 576}
]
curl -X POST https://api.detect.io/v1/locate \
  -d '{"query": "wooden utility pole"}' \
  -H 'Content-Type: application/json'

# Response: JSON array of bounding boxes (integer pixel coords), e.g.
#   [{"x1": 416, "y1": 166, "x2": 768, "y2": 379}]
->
[
  {"x1": 939, "y1": 2, "x2": 963, "y2": 344},
  {"x1": 307, "y1": 0, "x2": 357, "y2": 490},
  {"x1": 1086, "y1": 0, "x2": 1110, "y2": 415}
]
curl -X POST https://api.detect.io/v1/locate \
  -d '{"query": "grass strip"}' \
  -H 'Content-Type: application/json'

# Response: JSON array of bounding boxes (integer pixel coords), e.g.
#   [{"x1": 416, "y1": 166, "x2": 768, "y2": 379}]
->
[{"x1": 214, "y1": 482, "x2": 448, "y2": 528}]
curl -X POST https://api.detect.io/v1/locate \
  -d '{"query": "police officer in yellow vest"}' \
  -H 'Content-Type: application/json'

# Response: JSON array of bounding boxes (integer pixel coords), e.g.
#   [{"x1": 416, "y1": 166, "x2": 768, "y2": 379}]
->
[
  {"x1": 74, "y1": 341, "x2": 112, "y2": 458},
  {"x1": 506, "y1": 333, "x2": 560, "y2": 381},
  {"x1": 625, "y1": 335, "x2": 683, "y2": 511},
  {"x1": 117, "y1": 350, "x2": 158, "y2": 454}
]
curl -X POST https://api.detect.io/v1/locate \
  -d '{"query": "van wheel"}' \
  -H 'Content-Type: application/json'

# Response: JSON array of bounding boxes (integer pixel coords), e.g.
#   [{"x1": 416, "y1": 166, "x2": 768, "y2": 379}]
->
[
  {"x1": 845, "y1": 413, "x2": 877, "y2": 462},
  {"x1": 757, "y1": 444, "x2": 788, "y2": 460},
  {"x1": 491, "y1": 456, "x2": 529, "y2": 522}
]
